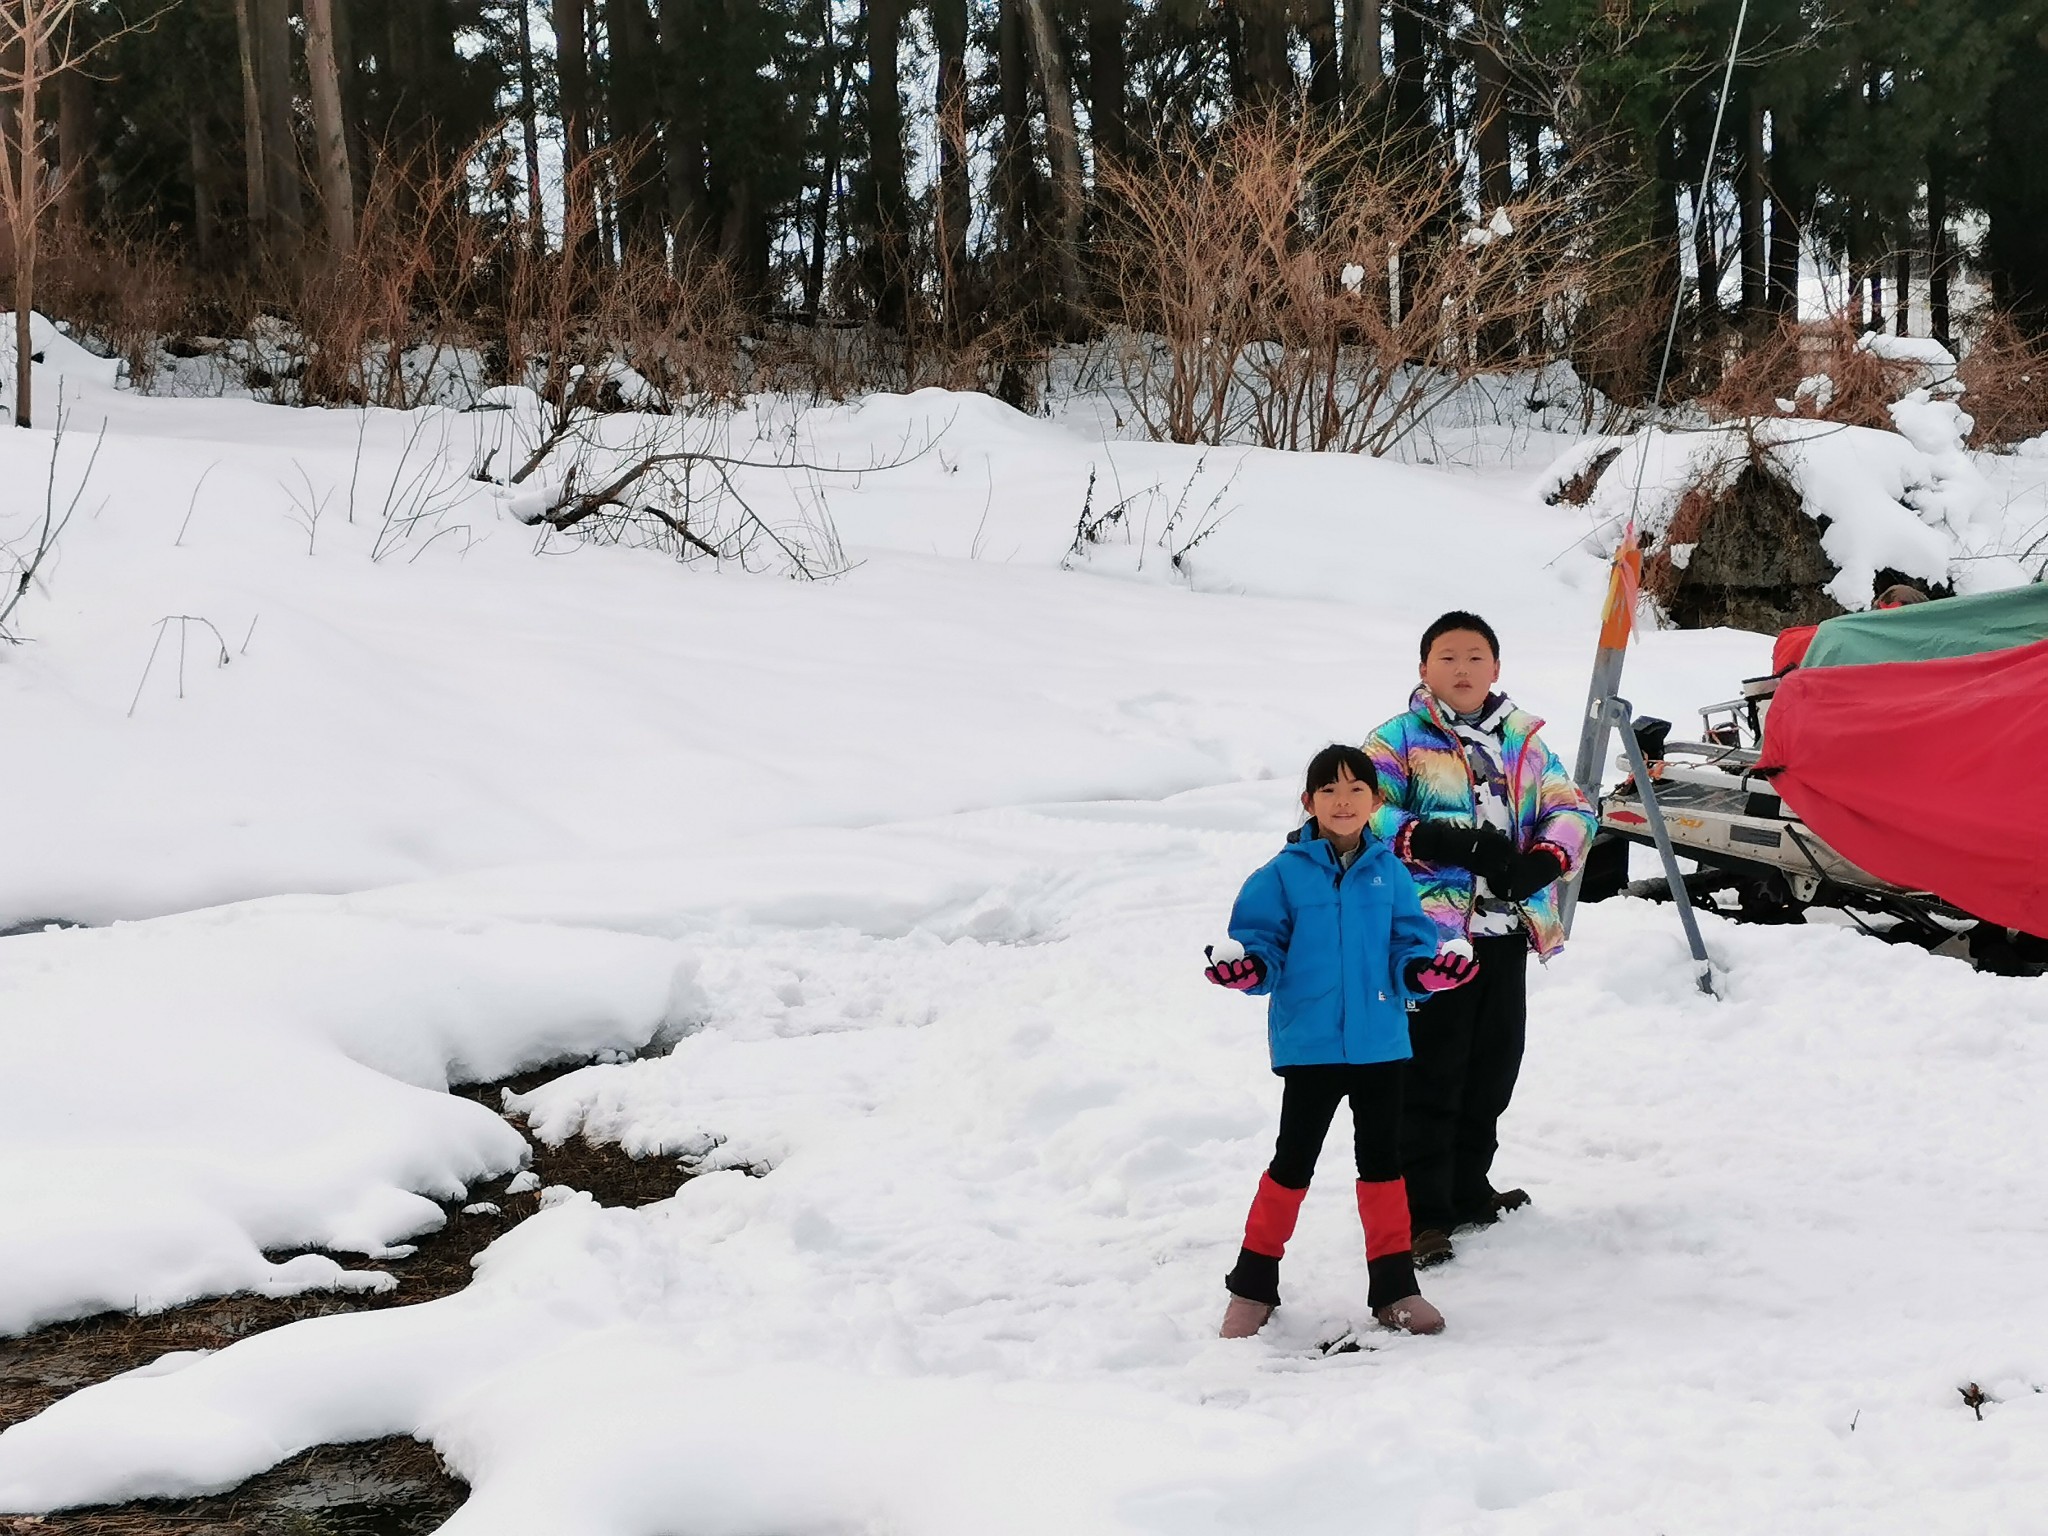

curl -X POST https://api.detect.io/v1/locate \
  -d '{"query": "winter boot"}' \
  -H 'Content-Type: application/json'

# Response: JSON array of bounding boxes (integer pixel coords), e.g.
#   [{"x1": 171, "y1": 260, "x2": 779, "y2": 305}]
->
[
  {"x1": 1374, "y1": 1293, "x2": 1446, "y2": 1335},
  {"x1": 1219, "y1": 1172, "x2": 1307, "y2": 1332},
  {"x1": 1219, "y1": 1296, "x2": 1277, "y2": 1339},
  {"x1": 1455, "y1": 1186, "x2": 1531, "y2": 1231},
  {"x1": 1412, "y1": 1228, "x2": 1455, "y2": 1268}
]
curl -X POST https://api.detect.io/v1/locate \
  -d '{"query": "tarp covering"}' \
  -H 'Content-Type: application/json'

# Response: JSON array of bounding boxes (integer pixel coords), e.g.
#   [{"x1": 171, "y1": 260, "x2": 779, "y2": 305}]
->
[
  {"x1": 1773, "y1": 623, "x2": 1820, "y2": 674},
  {"x1": 1757, "y1": 636, "x2": 2048, "y2": 933},
  {"x1": 1801, "y1": 583, "x2": 2048, "y2": 670}
]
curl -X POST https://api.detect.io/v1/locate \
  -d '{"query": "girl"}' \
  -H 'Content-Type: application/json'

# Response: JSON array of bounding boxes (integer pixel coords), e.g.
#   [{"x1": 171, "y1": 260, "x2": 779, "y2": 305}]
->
[{"x1": 1204, "y1": 744, "x2": 1478, "y2": 1338}]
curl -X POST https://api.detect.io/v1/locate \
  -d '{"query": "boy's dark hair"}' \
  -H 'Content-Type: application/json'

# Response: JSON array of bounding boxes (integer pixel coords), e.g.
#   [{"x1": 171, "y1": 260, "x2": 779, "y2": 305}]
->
[
  {"x1": 1420, "y1": 610, "x2": 1500, "y2": 663},
  {"x1": 1304, "y1": 743, "x2": 1379, "y2": 796}
]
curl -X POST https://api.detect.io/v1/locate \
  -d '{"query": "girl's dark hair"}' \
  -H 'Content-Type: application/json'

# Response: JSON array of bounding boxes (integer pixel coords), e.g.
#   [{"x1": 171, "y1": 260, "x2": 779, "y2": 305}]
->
[
  {"x1": 1304, "y1": 743, "x2": 1379, "y2": 796},
  {"x1": 1421, "y1": 610, "x2": 1500, "y2": 663}
]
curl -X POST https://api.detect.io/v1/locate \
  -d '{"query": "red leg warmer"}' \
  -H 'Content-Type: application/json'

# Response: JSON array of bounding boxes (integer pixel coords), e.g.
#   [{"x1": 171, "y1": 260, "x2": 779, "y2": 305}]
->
[
  {"x1": 1242, "y1": 1172, "x2": 1310, "y2": 1259},
  {"x1": 1355, "y1": 1177, "x2": 1413, "y2": 1261}
]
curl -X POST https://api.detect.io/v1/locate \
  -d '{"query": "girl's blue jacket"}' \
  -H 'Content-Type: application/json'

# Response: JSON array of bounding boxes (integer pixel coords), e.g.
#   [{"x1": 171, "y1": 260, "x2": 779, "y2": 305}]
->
[{"x1": 1227, "y1": 823, "x2": 1441, "y2": 1070}]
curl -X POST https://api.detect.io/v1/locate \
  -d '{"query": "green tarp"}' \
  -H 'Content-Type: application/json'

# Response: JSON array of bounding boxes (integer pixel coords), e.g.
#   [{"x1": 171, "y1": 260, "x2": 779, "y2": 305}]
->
[{"x1": 1802, "y1": 583, "x2": 2048, "y2": 670}]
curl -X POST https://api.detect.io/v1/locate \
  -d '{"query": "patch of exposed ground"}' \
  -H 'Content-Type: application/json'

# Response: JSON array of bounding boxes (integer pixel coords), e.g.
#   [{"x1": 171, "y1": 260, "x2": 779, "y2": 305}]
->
[{"x1": 0, "y1": 1061, "x2": 690, "y2": 1533}]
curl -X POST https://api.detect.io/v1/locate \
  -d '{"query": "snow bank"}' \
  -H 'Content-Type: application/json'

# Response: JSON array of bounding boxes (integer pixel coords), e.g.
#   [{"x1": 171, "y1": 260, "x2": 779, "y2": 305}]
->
[
  {"x1": 1543, "y1": 416, "x2": 2005, "y2": 608},
  {"x1": 1, "y1": 332, "x2": 1751, "y2": 929},
  {"x1": 3, "y1": 809, "x2": 2044, "y2": 1531},
  {"x1": 0, "y1": 903, "x2": 690, "y2": 1333}
]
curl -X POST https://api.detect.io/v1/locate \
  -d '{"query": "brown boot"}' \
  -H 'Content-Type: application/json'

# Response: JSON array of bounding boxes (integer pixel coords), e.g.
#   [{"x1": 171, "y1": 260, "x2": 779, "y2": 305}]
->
[
  {"x1": 1412, "y1": 1228, "x2": 1455, "y2": 1268},
  {"x1": 1374, "y1": 1293, "x2": 1446, "y2": 1335},
  {"x1": 1219, "y1": 1295, "x2": 1276, "y2": 1339}
]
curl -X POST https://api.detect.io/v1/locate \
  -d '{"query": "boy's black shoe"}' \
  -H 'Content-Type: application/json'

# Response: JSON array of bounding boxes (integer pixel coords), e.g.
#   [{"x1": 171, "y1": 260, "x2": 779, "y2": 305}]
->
[
  {"x1": 1453, "y1": 1188, "x2": 1531, "y2": 1232},
  {"x1": 1412, "y1": 1228, "x2": 1455, "y2": 1268}
]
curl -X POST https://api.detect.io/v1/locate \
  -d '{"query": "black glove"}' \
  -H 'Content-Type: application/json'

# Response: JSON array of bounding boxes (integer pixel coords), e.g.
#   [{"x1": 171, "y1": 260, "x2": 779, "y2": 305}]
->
[
  {"x1": 1408, "y1": 822, "x2": 1516, "y2": 887},
  {"x1": 1504, "y1": 844, "x2": 1569, "y2": 901}
]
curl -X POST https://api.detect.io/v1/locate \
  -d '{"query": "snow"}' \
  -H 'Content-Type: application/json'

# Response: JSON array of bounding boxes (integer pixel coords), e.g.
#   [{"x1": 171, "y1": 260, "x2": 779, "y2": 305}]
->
[
  {"x1": 1543, "y1": 415, "x2": 2021, "y2": 608},
  {"x1": 1858, "y1": 332, "x2": 1961, "y2": 395},
  {"x1": 2, "y1": 320, "x2": 2045, "y2": 1531},
  {"x1": 0, "y1": 902, "x2": 691, "y2": 1334}
]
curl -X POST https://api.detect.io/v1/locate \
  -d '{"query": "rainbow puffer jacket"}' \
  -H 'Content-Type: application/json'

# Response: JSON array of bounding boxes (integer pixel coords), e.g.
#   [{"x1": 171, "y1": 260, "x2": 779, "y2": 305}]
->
[{"x1": 1364, "y1": 686, "x2": 1597, "y2": 959}]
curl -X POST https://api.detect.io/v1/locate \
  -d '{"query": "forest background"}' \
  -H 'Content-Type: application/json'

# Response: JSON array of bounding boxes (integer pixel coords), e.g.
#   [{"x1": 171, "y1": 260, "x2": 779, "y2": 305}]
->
[{"x1": 11, "y1": 0, "x2": 2048, "y2": 436}]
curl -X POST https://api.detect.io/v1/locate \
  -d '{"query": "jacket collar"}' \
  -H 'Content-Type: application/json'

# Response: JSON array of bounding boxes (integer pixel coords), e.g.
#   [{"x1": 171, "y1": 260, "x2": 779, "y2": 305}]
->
[
  {"x1": 1408, "y1": 684, "x2": 1543, "y2": 745},
  {"x1": 1284, "y1": 820, "x2": 1380, "y2": 865}
]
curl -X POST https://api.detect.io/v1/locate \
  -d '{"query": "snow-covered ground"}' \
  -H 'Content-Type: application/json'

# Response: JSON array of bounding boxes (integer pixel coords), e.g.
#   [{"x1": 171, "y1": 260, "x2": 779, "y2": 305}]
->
[{"x1": 1, "y1": 320, "x2": 2044, "y2": 1530}]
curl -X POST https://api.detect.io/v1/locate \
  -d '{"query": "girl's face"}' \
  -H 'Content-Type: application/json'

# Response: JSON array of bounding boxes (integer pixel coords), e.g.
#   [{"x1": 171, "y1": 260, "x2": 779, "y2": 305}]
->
[{"x1": 1302, "y1": 766, "x2": 1378, "y2": 844}]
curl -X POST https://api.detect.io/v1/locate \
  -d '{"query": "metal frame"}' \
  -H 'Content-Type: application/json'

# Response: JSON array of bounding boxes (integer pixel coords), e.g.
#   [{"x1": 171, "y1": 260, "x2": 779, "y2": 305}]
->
[{"x1": 1605, "y1": 697, "x2": 1716, "y2": 996}]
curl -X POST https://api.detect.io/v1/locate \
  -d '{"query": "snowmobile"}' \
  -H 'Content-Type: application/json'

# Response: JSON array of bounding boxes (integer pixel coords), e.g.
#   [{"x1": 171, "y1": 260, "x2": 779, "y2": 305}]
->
[{"x1": 1577, "y1": 583, "x2": 2048, "y2": 975}]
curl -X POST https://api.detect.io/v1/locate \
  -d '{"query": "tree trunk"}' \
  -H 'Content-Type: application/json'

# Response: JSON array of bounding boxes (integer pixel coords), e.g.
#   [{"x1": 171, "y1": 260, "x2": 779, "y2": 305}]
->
[
  {"x1": 305, "y1": 0, "x2": 356, "y2": 259},
  {"x1": 1390, "y1": 0, "x2": 1427, "y2": 135},
  {"x1": 233, "y1": 0, "x2": 269, "y2": 265},
  {"x1": 11, "y1": 16, "x2": 40, "y2": 427},
  {"x1": 1738, "y1": 89, "x2": 1765, "y2": 318},
  {"x1": 1766, "y1": 109, "x2": 1799, "y2": 317},
  {"x1": 1086, "y1": 0, "x2": 1126, "y2": 164},
  {"x1": 516, "y1": 0, "x2": 545, "y2": 231},
  {"x1": 1473, "y1": 3, "x2": 1511, "y2": 211},
  {"x1": 188, "y1": 107, "x2": 218, "y2": 269},
  {"x1": 608, "y1": 0, "x2": 665, "y2": 259},
  {"x1": 1344, "y1": 0, "x2": 1383, "y2": 99},
  {"x1": 934, "y1": 0, "x2": 971, "y2": 334},
  {"x1": 332, "y1": 0, "x2": 368, "y2": 208},
  {"x1": 1021, "y1": 0, "x2": 1085, "y2": 334},
  {"x1": 56, "y1": 57, "x2": 92, "y2": 227},
  {"x1": 1235, "y1": 0, "x2": 1291, "y2": 107},
  {"x1": 865, "y1": 0, "x2": 909, "y2": 327},
  {"x1": 1928, "y1": 152, "x2": 1950, "y2": 346},
  {"x1": 1893, "y1": 246, "x2": 1909, "y2": 336},
  {"x1": 253, "y1": 0, "x2": 302, "y2": 261},
  {"x1": 805, "y1": 0, "x2": 850, "y2": 314},
  {"x1": 659, "y1": 0, "x2": 711, "y2": 256},
  {"x1": 805, "y1": 9, "x2": 853, "y2": 314},
  {"x1": 1304, "y1": 0, "x2": 1339, "y2": 116},
  {"x1": 996, "y1": 0, "x2": 1031, "y2": 295},
  {"x1": 554, "y1": 0, "x2": 597, "y2": 255}
]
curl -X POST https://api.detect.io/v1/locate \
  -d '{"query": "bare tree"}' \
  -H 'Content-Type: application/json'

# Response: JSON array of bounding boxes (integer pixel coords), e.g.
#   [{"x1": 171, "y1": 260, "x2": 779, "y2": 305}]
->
[
  {"x1": 1098, "y1": 110, "x2": 1634, "y2": 455},
  {"x1": 304, "y1": 0, "x2": 355, "y2": 259},
  {"x1": 1020, "y1": 0, "x2": 1086, "y2": 334},
  {"x1": 0, "y1": 0, "x2": 136, "y2": 428}
]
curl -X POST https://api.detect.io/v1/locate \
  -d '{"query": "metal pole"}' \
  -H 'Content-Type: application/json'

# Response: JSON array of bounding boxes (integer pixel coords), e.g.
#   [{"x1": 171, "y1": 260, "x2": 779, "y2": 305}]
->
[{"x1": 1610, "y1": 696, "x2": 1716, "y2": 996}]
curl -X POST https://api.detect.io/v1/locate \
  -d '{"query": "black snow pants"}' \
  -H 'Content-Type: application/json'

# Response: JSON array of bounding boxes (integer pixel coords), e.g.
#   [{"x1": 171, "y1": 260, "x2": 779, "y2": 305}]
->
[{"x1": 1401, "y1": 932, "x2": 1530, "y2": 1235}]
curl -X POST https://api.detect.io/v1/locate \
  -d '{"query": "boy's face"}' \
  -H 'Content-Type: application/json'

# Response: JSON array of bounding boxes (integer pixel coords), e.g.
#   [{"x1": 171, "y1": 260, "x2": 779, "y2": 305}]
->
[
  {"x1": 1302, "y1": 765, "x2": 1378, "y2": 842},
  {"x1": 1420, "y1": 629, "x2": 1501, "y2": 716}
]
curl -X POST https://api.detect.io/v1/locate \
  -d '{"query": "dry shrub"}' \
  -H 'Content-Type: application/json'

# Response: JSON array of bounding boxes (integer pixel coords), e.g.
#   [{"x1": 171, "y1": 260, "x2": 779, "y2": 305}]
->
[
  {"x1": 1703, "y1": 314, "x2": 1918, "y2": 429},
  {"x1": 27, "y1": 219, "x2": 190, "y2": 388},
  {"x1": 1956, "y1": 315, "x2": 2048, "y2": 449},
  {"x1": 287, "y1": 142, "x2": 502, "y2": 407},
  {"x1": 1096, "y1": 108, "x2": 1631, "y2": 454}
]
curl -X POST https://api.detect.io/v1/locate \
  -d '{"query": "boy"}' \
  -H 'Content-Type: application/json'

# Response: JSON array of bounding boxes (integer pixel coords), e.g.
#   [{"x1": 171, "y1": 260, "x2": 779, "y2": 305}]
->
[
  {"x1": 1205, "y1": 744, "x2": 1479, "y2": 1339},
  {"x1": 1364, "y1": 613, "x2": 1596, "y2": 1267}
]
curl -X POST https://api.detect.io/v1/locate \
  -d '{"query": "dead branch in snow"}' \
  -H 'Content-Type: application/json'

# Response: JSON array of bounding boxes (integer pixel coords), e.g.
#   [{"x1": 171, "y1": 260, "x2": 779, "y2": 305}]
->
[{"x1": 0, "y1": 400, "x2": 104, "y2": 641}]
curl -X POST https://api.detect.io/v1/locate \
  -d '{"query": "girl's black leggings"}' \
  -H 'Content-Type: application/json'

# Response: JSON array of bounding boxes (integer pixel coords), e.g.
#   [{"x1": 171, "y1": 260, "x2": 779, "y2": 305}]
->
[{"x1": 1268, "y1": 1061, "x2": 1404, "y2": 1188}]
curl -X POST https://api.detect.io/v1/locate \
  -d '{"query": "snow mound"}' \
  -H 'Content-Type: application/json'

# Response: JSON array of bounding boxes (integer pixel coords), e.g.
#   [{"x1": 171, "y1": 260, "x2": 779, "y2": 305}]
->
[
  {"x1": 1542, "y1": 416, "x2": 2003, "y2": 609},
  {"x1": 0, "y1": 902, "x2": 690, "y2": 1334}
]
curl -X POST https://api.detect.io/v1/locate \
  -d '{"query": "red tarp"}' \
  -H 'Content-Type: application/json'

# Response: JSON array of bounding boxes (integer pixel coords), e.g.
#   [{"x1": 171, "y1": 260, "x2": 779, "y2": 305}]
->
[
  {"x1": 1772, "y1": 623, "x2": 1819, "y2": 675},
  {"x1": 1756, "y1": 636, "x2": 2048, "y2": 934}
]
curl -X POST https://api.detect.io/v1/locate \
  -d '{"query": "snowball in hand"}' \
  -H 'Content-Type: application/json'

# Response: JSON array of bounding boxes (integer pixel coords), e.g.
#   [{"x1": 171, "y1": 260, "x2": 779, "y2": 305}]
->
[
  {"x1": 1206, "y1": 938, "x2": 1246, "y2": 964},
  {"x1": 1440, "y1": 938, "x2": 1474, "y2": 963}
]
